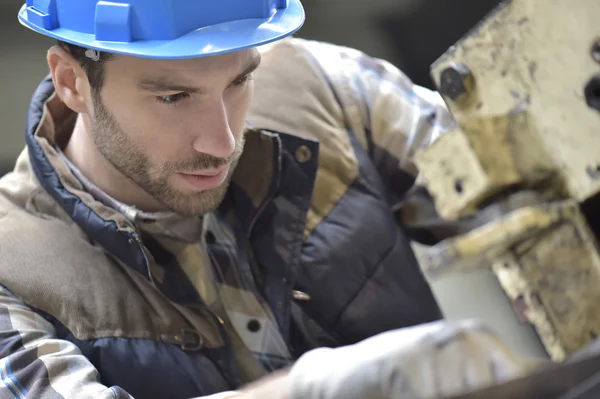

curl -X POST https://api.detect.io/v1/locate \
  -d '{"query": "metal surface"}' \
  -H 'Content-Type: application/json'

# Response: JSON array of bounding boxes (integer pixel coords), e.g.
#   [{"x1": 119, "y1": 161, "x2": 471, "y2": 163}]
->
[
  {"x1": 415, "y1": 0, "x2": 600, "y2": 369},
  {"x1": 427, "y1": 0, "x2": 600, "y2": 204},
  {"x1": 423, "y1": 197, "x2": 600, "y2": 360}
]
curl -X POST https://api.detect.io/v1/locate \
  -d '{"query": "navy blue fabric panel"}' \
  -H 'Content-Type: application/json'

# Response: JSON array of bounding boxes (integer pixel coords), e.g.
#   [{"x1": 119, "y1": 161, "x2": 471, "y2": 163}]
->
[
  {"x1": 25, "y1": 76, "x2": 150, "y2": 278},
  {"x1": 47, "y1": 319, "x2": 233, "y2": 398},
  {"x1": 295, "y1": 129, "x2": 441, "y2": 344},
  {"x1": 250, "y1": 133, "x2": 319, "y2": 342},
  {"x1": 82, "y1": 338, "x2": 232, "y2": 398},
  {"x1": 334, "y1": 220, "x2": 443, "y2": 343},
  {"x1": 363, "y1": 126, "x2": 417, "y2": 200},
  {"x1": 224, "y1": 183, "x2": 257, "y2": 240},
  {"x1": 296, "y1": 174, "x2": 401, "y2": 331},
  {"x1": 222, "y1": 132, "x2": 282, "y2": 240},
  {"x1": 251, "y1": 135, "x2": 319, "y2": 281}
]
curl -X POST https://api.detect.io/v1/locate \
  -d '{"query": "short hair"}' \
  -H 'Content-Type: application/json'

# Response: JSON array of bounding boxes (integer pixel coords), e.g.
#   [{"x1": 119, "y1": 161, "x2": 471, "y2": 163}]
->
[{"x1": 56, "y1": 40, "x2": 114, "y2": 93}]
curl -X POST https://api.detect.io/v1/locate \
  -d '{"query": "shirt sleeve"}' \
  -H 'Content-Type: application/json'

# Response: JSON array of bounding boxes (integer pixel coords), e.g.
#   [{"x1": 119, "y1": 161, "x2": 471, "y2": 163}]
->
[
  {"x1": 298, "y1": 39, "x2": 465, "y2": 244},
  {"x1": 0, "y1": 284, "x2": 133, "y2": 398},
  {"x1": 298, "y1": 38, "x2": 456, "y2": 196}
]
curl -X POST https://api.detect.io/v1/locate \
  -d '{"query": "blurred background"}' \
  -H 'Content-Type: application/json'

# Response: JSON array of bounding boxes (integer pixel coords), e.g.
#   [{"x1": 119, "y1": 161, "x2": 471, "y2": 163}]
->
[{"x1": 0, "y1": 0, "x2": 501, "y2": 175}]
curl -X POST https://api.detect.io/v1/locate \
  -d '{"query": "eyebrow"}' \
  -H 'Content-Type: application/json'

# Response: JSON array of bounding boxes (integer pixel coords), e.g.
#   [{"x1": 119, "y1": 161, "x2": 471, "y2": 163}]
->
[{"x1": 138, "y1": 53, "x2": 262, "y2": 94}]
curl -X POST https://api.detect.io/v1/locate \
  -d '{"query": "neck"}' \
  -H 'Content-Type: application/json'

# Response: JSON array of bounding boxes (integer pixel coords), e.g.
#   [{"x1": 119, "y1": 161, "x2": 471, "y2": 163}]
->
[{"x1": 64, "y1": 114, "x2": 167, "y2": 212}]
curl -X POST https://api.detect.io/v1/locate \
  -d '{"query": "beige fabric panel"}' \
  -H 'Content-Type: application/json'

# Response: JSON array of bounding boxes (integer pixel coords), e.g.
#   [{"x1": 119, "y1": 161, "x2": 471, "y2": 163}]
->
[{"x1": 0, "y1": 202, "x2": 224, "y2": 347}]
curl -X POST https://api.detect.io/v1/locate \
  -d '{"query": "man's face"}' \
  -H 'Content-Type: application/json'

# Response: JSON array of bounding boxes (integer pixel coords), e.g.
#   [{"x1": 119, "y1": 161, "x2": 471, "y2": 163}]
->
[{"x1": 90, "y1": 49, "x2": 259, "y2": 216}]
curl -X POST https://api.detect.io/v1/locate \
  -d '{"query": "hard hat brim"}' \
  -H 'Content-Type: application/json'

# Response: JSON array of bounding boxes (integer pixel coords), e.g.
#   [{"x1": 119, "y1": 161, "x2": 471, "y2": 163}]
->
[{"x1": 18, "y1": 0, "x2": 305, "y2": 59}]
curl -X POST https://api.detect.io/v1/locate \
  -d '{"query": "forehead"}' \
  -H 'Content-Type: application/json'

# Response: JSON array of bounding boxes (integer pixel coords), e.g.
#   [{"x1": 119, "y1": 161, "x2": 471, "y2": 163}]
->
[{"x1": 104, "y1": 48, "x2": 259, "y2": 85}]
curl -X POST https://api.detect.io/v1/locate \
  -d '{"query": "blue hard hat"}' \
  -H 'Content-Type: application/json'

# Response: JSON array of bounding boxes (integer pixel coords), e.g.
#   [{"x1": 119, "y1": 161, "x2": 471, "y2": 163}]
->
[{"x1": 18, "y1": 0, "x2": 305, "y2": 59}]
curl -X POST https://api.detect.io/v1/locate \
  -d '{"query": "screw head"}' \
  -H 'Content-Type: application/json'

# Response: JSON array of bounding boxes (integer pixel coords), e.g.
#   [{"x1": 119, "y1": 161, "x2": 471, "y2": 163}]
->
[
  {"x1": 584, "y1": 74, "x2": 600, "y2": 111},
  {"x1": 439, "y1": 62, "x2": 475, "y2": 102},
  {"x1": 591, "y1": 39, "x2": 600, "y2": 64}
]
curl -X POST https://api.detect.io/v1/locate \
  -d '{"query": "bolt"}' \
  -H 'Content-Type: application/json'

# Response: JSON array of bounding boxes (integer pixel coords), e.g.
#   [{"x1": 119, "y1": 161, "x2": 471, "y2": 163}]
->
[
  {"x1": 584, "y1": 74, "x2": 600, "y2": 111},
  {"x1": 439, "y1": 63, "x2": 475, "y2": 103},
  {"x1": 454, "y1": 179, "x2": 464, "y2": 194},
  {"x1": 591, "y1": 39, "x2": 600, "y2": 64}
]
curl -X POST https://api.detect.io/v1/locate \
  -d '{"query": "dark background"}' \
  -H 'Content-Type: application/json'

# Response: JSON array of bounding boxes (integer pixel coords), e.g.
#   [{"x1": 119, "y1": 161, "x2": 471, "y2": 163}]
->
[{"x1": 0, "y1": 0, "x2": 501, "y2": 175}]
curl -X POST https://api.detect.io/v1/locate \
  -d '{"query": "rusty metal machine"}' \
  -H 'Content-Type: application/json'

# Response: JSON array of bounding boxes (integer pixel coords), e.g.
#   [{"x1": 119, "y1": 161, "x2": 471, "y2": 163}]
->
[{"x1": 414, "y1": 0, "x2": 600, "y2": 396}]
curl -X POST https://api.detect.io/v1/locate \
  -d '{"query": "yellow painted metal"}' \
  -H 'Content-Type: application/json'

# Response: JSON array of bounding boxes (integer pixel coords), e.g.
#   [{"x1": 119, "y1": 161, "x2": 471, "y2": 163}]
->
[{"x1": 416, "y1": 0, "x2": 600, "y2": 361}]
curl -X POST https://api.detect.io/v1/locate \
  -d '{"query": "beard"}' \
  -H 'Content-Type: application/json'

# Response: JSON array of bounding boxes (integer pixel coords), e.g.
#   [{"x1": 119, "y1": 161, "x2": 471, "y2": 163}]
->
[{"x1": 90, "y1": 93, "x2": 244, "y2": 216}]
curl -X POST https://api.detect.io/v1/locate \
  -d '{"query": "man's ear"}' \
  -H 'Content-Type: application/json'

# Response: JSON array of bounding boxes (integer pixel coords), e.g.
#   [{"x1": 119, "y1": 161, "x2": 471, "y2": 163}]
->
[{"x1": 47, "y1": 46, "x2": 91, "y2": 114}]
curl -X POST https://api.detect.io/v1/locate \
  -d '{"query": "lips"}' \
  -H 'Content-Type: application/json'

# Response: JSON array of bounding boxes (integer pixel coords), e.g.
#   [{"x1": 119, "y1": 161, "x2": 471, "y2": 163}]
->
[
  {"x1": 182, "y1": 169, "x2": 222, "y2": 177},
  {"x1": 178, "y1": 165, "x2": 229, "y2": 191}
]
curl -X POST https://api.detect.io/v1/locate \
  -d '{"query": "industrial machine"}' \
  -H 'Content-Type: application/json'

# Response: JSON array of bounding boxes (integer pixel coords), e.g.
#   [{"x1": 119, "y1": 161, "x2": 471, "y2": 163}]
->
[{"x1": 414, "y1": 0, "x2": 600, "y2": 396}]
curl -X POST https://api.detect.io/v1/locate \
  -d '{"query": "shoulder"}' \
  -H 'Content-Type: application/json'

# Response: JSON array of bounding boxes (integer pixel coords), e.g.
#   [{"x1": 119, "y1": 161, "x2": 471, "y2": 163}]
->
[
  {"x1": 250, "y1": 37, "x2": 384, "y2": 140},
  {"x1": 257, "y1": 37, "x2": 363, "y2": 69},
  {"x1": 0, "y1": 170, "x2": 103, "y2": 294},
  {"x1": 0, "y1": 201, "x2": 97, "y2": 274},
  {"x1": 256, "y1": 37, "x2": 384, "y2": 93},
  {"x1": 0, "y1": 165, "x2": 84, "y2": 257},
  {"x1": 0, "y1": 197, "x2": 130, "y2": 333},
  {"x1": 249, "y1": 37, "x2": 352, "y2": 139}
]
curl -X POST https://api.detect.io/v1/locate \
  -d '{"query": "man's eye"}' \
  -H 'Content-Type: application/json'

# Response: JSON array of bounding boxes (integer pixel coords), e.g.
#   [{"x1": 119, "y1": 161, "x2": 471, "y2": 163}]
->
[
  {"x1": 232, "y1": 74, "x2": 252, "y2": 87},
  {"x1": 156, "y1": 92, "x2": 190, "y2": 105}
]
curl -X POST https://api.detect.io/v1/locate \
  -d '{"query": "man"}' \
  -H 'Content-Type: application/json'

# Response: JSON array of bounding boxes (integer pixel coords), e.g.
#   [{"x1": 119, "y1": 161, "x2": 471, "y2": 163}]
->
[{"x1": 0, "y1": 0, "x2": 536, "y2": 398}]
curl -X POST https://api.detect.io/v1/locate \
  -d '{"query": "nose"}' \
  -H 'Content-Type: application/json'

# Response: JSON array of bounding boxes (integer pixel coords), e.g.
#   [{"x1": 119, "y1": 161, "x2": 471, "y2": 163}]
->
[{"x1": 191, "y1": 99, "x2": 236, "y2": 159}]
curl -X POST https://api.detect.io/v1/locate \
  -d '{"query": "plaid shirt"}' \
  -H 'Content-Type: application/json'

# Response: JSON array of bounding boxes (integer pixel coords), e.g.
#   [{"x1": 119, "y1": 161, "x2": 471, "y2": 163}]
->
[
  {"x1": 61, "y1": 148, "x2": 294, "y2": 373},
  {"x1": 0, "y1": 152, "x2": 289, "y2": 399},
  {"x1": 0, "y1": 37, "x2": 452, "y2": 398}
]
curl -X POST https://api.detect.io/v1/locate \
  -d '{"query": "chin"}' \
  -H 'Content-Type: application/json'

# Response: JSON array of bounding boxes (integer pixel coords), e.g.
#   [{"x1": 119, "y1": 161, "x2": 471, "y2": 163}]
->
[{"x1": 163, "y1": 183, "x2": 230, "y2": 216}]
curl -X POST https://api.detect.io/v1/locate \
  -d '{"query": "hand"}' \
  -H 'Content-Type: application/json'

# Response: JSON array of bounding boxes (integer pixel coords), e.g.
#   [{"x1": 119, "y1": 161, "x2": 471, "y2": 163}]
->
[
  {"x1": 234, "y1": 370, "x2": 291, "y2": 399},
  {"x1": 286, "y1": 320, "x2": 543, "y2": 399}
]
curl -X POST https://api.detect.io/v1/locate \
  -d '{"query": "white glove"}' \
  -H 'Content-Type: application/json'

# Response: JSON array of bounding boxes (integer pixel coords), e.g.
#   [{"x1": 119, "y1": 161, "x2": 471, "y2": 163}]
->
[{"x1": 287, "y1": 320, "x2": 542, "y2": 399}]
